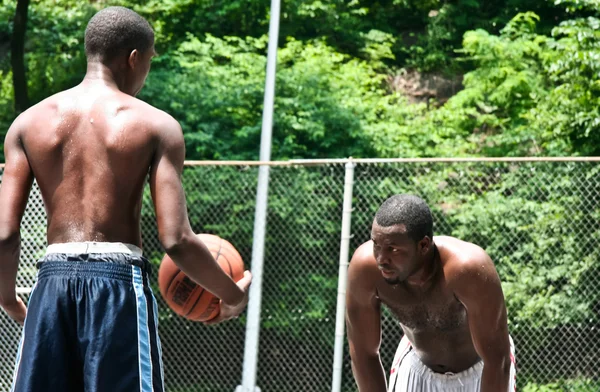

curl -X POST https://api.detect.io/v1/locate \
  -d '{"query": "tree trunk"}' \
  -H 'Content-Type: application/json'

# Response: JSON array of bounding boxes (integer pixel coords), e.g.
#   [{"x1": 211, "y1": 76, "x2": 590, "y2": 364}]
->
[{"x1": 11, "y1": 0, "x2": 30, "y2": 113}]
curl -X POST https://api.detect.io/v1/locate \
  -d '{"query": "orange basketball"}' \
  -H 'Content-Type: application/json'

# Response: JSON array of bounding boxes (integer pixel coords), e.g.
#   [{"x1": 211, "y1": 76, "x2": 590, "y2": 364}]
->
[{"x1": 158, "y1": 234, "x2": 245, "y2": 322}]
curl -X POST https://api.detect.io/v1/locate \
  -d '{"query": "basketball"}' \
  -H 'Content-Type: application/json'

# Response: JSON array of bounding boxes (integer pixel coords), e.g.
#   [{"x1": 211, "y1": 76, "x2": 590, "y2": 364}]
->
[{"x1": 158, "y1": 233, "x2": 245, "y2": 322}]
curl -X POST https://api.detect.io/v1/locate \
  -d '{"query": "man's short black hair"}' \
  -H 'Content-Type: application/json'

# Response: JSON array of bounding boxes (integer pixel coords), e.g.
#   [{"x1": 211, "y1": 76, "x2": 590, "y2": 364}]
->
[
  {"x1": 375, "y1": 194, "x2": 434, "y2": 242},
  {"x1": 84, "y1": 6, "x2": 154, "y2": 63}
]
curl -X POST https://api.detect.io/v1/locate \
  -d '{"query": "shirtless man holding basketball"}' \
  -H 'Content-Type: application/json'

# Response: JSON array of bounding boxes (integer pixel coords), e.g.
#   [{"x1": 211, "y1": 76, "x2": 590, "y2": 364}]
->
[
  {"x1": 347, "y1": 194, "x2": 516, "y2": 392},
  {"x1": 0, "y1": 6, "x2": 251, "y2": 392}
]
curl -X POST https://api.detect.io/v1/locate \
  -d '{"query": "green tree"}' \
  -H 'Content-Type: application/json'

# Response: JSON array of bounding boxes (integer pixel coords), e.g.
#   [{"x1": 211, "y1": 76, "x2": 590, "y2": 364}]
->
[
  {"x1": 527, "y1": 17, "x2": 600, "y2": 155},
  {"x1": 141, "y1": 35, "x2": 413, "y2": 160},
  {"x1": 372, "y1": 11, "x2": 600, "y2": 158}
]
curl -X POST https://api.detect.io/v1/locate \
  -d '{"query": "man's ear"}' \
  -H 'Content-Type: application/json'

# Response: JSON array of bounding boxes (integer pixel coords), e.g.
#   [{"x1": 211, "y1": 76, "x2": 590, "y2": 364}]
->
[
  {"x1": 127, "y1": 49, "x2": 139, "y2": 69},
  {"x1": 418, "y1": 236, "x2": 431, "y2": 255}
]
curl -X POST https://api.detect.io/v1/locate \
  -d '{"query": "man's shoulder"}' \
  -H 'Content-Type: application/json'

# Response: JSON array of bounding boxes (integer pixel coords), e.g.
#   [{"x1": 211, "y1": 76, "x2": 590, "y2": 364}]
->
[
  {"x1": 351, "y1": 241, "x2": 376, "y2": 266},
  {"x1": 128, "y1": 97, "x2": 180, "y2": 131},
  {"x1": 348, "y1": 241, "x2": 380, "y2": 282},
  {"x1": 13, "y1": 91, "x2": 66, "y2": 129},
  {"x1": 348, "y1": 241, "x2": 380, "y2": 301},
  {"x1": 436, "y1": 236, "x2": 497, "y2": 287},
  {"x1": 436, "y1": 236, "x2": 489, "y2": 265}
]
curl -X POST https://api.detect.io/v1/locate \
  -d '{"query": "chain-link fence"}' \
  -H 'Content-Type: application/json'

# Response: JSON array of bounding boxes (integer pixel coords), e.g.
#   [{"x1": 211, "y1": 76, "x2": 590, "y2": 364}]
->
[{"x1": 1, "y1": 159, "x2": 599, "y2": 392}]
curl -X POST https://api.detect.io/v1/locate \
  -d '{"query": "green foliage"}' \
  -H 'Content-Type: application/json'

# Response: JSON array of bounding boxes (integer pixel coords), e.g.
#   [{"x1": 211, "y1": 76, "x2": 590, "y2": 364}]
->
[
  {"x1": 1, "y1": 0, "x2": 598, "y2": 160},
  {"x1": 523, "y1": 378, "x2": 600, "y2": 392},
  {"x1": 0, "y1": 1, "x2": 16, "y2": 152},
  {"x1": 141, "y1": 34, "x2": 403, "y2": 159},
  {"x1": 0, "y1": 71, "x2": 13, "y2": 161},
  {"x1": 369, "y1": 11, "x2": 600, "y2": 158},
  {"x1": 135, "y1": 0, "x2": 268, "y2": 49},
  {"x1": 527, "y1": 17, "x2": 600, "y2": 155},
  {"x1": 395, "y1": 0, "x2": 565, "y2": 71},
  {"x1": 24, "y1": 1, "x2": 96, "y2": 101},
  {"x1": 554, "y1": 0, "x2": 600, "y2": 13},
  {"x1": 442, "y1": 12, "x2": 553, "y2": 156},
  {"x1": 445, "y1": 164, "x2": 600, "y2": 327},
  {"x1": 0, "y1": 1, "x2": 14, "y2": 62},
  {"x1": 116, "y1": 0, "x2": 569, "y2": 72}
]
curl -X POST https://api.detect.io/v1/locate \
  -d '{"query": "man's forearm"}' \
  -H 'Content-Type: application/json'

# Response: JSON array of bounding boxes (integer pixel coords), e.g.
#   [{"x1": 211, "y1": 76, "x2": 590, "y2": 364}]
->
[
  {"x1": 480, "y1": 360, "x2": 511, "y2": 392},
  {"x1": 0, "y1": 233, "x2": 21, "y2": 306},
  {"x1": 351, "y1": 354, "x2": 388, "y2": 392},
  {"x1": 165, "y1": 234, "x2": 244, "y2": 306}
]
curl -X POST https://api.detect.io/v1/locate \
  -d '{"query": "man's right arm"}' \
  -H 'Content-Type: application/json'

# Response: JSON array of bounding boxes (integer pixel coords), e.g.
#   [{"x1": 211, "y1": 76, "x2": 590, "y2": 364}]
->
[
  {"x1": 346, "y1": 244, "x2": 387, "y2": 392},
  {"x1": 149, "y1": 115, "x2": 250, "y2": 320}
]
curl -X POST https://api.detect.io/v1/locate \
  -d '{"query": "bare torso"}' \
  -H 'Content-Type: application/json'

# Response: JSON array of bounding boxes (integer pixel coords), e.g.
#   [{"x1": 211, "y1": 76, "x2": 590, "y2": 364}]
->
[
  {"x1": 371, "y1": 236, "x2": 482, "y2": 373},
  {"x1": 347, "y1": 230, "x2": 511, "y2": 390},
  {"x1": 19, "y1": 83, "x2": 165, "y2": 246}
]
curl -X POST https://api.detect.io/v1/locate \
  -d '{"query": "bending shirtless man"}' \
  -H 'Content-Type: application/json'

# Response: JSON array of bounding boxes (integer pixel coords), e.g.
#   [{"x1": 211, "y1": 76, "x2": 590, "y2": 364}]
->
[
  {"x1": 346, "y1": 194, "x2": 516, "y2": 392},
  {"x1": 0, "y1": 6, "x2": 251, "y2": 392}
]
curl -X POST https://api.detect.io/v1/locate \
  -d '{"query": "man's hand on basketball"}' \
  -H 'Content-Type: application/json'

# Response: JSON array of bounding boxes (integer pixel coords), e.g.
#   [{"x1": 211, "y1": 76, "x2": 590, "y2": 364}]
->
[
  {"x1": 2, "y1": 296, "x2": 27, "y2": 326},
  {"x1": 205, "y1": 270, "x2": 252, "y2": 325}
]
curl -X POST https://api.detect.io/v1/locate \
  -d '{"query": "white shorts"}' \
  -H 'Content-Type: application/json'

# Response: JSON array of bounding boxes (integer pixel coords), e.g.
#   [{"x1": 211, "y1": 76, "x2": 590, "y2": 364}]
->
[{"x1": 388, "y1": 335, "x2": 517, "y2": 392}]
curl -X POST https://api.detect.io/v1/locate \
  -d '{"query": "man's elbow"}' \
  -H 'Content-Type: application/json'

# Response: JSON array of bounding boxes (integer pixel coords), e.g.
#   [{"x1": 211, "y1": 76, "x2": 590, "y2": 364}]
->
[
  {"x1": 0, "y1": 295, "x2": 18, "y2": 308},
  {"x1": 349, "y1": 344, "x2": 380, "y2": 364},
  {"x1": 484, "y1": 353, "x2": 512, "y2": 376},
  {"x1": 0, "y1": 226, "x2": 20, "y2": 249},
  {"x1": 500, "y1": 354, "x2": 512, "y2": 375},
  {"x1": 159, "y1": 229, "x2": 194, "y2": 256}
]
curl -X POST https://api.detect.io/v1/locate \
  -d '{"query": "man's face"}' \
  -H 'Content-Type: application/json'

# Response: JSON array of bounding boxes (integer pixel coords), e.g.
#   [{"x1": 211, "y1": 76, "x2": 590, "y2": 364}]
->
[{"x1": 371, "y1": 222, "x2": 424, "y2": 285}]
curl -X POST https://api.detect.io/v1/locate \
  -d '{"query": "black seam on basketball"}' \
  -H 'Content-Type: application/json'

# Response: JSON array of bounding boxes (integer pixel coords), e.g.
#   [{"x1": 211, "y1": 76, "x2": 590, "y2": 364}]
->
[
  {"x1": 215, "y1": 238, "x2": 224, "y2": 262},
  {"x1": 221, "y1": 241, "x2": 242, "y2": 260},
  {"x1": 195, "y1": 297, "x2": 220, "y2": 321},
  {"x1": 185, "y1": 239, "x2": 224, "y2": 318},
  {"x1": 226, "y1": 256, "x2": 233, "y2": 277},
  {"x1": 166, "y1": 270, "x2": 184, "y2": 298},
  {"x1": 200, "y1": 239, "x2": 221, "y2": 258},
  {"x1": 217, "y1": 246, "x2": 238, "y2": 260},
  {"x1": 218, "y1": 248, "x2": 236, "y2": 277},
  {"x1": 186, "y1": 288, "x2": 207, "y2": 317}
]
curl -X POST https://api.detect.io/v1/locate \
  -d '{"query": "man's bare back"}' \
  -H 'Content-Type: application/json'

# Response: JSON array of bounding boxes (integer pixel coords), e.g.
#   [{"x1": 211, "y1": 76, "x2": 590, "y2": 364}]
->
[
  {"x1": 0, "y1": 9, "x2": 251, "y2": 391},
  {"x1": 17, "y1": 83, "x2": 170, "y2": 246},
  {"x1": 2, "y1": 33, "x2": 249, "y2": 323}
]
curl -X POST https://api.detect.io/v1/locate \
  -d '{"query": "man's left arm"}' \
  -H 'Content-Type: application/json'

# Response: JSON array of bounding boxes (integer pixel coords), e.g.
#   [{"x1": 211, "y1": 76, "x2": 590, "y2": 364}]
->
[
  {"x1": 0, "y1": 117, "x2": 34, "y2": 325},
  {"x1": 448, "y1": 249, "x2": 512, "y2": 392}
]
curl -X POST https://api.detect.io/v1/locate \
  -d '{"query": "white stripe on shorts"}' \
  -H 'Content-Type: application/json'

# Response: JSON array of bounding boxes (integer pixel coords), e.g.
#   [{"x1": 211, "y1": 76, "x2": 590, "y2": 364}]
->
[
  {"x1": 132, "y1": 265, "x2": 153, "y2": 392},
  {"x1": 388, "y1": 335, "x2": 517, "y2": 392}
]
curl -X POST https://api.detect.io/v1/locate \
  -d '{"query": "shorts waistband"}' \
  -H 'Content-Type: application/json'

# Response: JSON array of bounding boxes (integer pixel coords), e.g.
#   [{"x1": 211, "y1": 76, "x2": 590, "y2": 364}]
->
[
  {"x1": 45, "y1": 242, "x2": 143, "y2": 256},
  {"x1": 37, "y1": 261, "x2": 142, "y2": 283},
  {"x1": 38, "y1": 249, "x2": 151, "y2": 276},
  {"x1": 406, "y1": 350, "x2": 483, "y2": 382}
]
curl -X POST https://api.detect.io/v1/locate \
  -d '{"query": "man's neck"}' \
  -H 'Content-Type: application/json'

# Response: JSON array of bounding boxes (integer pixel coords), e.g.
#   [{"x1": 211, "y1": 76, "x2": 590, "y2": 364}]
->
[
  {"x1": 82, "y1": 61, "x2": 123, "y2": 91},
  {"x1": 405, "y1": 244, "x2": 439, "y2": 290}
]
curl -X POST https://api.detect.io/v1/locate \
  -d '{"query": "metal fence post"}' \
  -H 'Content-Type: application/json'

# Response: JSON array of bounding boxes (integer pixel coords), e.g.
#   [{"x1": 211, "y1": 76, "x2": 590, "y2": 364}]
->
[
  {"x1": 331, "y1": 160, "x2": 356, "y2": 392},
  {"x1": 236, "y1": 0, "x2": 281, "y2": 391}
]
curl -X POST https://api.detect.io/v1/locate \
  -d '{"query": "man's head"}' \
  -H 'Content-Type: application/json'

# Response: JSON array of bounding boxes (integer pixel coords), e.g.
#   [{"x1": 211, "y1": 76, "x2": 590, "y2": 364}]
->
[
  {"x1": 84, "y1": 6, "x2": 155, "y2": 95},
  {"x1": 371, "y1": 194, "x2": 434, "y2": 284}
]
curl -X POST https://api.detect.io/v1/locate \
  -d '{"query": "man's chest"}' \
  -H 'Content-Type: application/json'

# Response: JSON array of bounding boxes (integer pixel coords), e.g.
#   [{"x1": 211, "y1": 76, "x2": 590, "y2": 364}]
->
[{"x1": 377, "y1": 281, "x2": 468, "y2": 331}]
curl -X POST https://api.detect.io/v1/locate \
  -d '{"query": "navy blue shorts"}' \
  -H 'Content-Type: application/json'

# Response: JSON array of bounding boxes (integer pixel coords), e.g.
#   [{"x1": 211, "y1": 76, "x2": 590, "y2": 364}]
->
[{"x1": 11, "y1": 253, "x2": 164, "y2": 392}]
